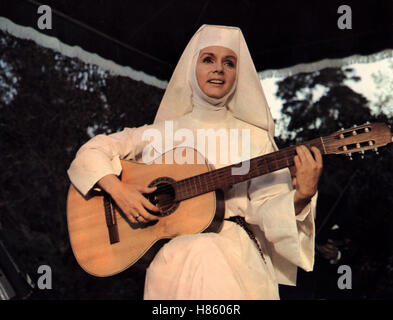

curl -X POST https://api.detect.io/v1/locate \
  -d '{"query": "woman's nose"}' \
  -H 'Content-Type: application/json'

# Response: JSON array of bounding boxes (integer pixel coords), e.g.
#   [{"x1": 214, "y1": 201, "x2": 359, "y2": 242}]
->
[{"x1": 214, "y1": 63, "x2": 224, "y2": 74}]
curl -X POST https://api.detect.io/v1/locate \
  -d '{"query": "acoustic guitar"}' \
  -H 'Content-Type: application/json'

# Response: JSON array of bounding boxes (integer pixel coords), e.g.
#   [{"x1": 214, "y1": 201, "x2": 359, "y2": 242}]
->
[{"x1": 67, "y1": 122, "x2": 392, "y2": 277}]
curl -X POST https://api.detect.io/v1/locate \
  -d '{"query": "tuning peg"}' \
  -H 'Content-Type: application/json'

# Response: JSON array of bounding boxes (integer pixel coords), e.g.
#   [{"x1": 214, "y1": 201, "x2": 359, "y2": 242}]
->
[
  {"x1": 374, "y1": 148, "x2": 379, "y2": 155},
  {"x1": 360, "y1": 150, "x2": 365, "y2": 159},
  {"x1": 347, "y1": 152, "x2": 353, "y2": 160}
]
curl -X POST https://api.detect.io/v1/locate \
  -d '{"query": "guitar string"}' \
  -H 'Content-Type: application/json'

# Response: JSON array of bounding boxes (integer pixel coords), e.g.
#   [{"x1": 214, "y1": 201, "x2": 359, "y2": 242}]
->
[
  {"x1": 146, "y1": 134, "x2": 372, "y2": 207},
  {"x1": 150, "y1": 139, "x2": 323, "y2": 196},
  {"x1": 151, "y1": 141, "x2": 326, "y2": 204},
  {"x1": 149, "y1": 132, "x2": 377, "y2": 200},
  {"x1": 153, "y1": 154, "x2": 303, "y2": 207},
  {"x1": 154, "y1": 147, "x2": 327, "y2": 202},
  {"x1": 161, "y1": 135, "x2": 371, "y2": 200}
]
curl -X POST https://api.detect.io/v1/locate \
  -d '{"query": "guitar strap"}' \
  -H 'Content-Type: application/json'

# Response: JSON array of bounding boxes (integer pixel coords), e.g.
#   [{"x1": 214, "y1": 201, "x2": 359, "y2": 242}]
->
[{"x1": 225, "y1": 216, "x2": 266, "y2": 264}]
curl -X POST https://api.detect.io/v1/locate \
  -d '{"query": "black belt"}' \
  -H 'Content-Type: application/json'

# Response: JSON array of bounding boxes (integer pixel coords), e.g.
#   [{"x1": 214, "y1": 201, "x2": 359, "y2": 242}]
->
[{"x1": 225, "y1": 216, "x2": 266, "y2": 264}]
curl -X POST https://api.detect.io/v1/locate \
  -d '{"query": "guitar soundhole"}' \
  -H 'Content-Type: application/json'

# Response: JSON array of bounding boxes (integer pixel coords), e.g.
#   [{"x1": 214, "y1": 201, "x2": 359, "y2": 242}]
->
[{"x1": 145, "y1": 177, "x2": 178, "y2": 217}]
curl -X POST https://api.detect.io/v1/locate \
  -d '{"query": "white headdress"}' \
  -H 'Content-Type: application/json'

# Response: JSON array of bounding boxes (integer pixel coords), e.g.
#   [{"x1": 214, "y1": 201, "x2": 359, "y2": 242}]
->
[{"x1": 154, "y1": 24, "x2": 276, "y2": 138}]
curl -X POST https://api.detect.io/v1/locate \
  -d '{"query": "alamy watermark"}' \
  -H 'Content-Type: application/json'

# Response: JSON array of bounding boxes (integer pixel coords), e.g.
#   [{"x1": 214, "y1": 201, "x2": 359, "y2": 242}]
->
[
  {"x1": 337, "y1": 264, "x2": 352, "y2": 290},
  {"x1": 37, "y1": 5, "x2": 52, "y2": 30},
  {"x1": 337, "y1": 5, "x2": 352, "y2": 30},
  {"x1": 37, "y1": 264, "x2": 52, "y2": 290},
  {"x1": 141, "y1": 120, "x2": 251, "y2": 175},
  {"x1": 36, "y1": 4, "x2": 352, "y2": 34}
]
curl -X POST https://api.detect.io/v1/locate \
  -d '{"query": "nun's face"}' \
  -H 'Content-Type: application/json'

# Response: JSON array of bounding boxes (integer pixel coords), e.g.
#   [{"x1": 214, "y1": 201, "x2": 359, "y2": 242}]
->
[{"x1": 196, "y1": 46, "x2": 237, "y2": 99}]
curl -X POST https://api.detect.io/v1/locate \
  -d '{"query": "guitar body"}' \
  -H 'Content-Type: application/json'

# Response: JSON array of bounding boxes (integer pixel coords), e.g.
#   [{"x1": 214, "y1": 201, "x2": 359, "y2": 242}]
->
[{"x1": 67, "y1": 147, "x2": 225, "y2": 277}]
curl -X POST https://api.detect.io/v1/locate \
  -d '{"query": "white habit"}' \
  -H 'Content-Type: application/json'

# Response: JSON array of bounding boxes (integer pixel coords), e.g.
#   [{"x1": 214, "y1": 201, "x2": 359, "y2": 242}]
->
[{"x1": 67, "y1": 25, "x2": 316, "y2": 299}]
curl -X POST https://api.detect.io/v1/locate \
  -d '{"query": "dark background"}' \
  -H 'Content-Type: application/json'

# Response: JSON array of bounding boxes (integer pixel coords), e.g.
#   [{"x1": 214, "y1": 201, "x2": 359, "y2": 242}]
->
[
  {"x1": 0, "y1": 0, "x2": 392, "y2": 300},
  {"x1": 2, "y1": 0, "x2": 393, "y2": 81}
]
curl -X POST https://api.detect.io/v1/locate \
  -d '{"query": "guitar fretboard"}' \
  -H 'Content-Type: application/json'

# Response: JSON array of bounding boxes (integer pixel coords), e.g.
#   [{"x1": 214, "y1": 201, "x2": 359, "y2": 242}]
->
[{"x1": 174, "y1": 137, "x2": 326, "y2": 201}]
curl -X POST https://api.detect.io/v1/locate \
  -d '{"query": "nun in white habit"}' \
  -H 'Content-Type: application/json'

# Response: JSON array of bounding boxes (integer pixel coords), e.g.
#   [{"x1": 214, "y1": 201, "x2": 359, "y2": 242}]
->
[{"x1": 68, "y1": 25, "x2": 322, "y2": 300}]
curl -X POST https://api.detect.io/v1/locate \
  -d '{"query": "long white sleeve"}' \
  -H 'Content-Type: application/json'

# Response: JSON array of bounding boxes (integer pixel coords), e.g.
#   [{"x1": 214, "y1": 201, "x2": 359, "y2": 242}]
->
[
  {"x1": 245, "y1": 141, "x2": 317, "y2": 285},
  {"x1": 67, "y1": 124, "x2": 153, "y2": 196}
]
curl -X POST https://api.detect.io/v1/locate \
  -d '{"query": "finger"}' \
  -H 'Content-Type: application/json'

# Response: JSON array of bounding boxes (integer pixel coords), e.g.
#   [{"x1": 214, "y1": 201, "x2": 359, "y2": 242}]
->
[
  {"x1": 131, "y1": 206, "x2": 149, "y2": 223},
  {"x1": 136, "y1": 204, "x2": 157, "y2": 221},
  {"x1": 138, "y1": 185, "x2": 157, "y2": 193},
  {"x1": 293, "y1": 154, "x2": 301, "y2": 169},
  {"x1": 135, "y1": 213, "x2": 148, "y2": 223},
  {"x1": 292, "y1": 176, "x2": 297, "y2": 188},
  {"x1": 295, "y1": 146, "x2": 303, "y2": 164},
  {"x1": 127, "y1": 207, "x2": 141, "y2": 224},
  {"x1": 299, "y1": 145, "x2": 315, "y2": 164},
  {"x1": 296, "y1": 146, "x2": 312, "y2": 167},
  {"x1": 289, "y1": 165, "x2": 296, "y2": 177},
  {"x1": 293, "y1": 147, "x2": 302, "y2": 165},
  {"x1": 311, "y1": 146, "x2": 323, "y2": 168},
  {"x1": 141, "y1": 196, "x2": 160, "y2": 213}
]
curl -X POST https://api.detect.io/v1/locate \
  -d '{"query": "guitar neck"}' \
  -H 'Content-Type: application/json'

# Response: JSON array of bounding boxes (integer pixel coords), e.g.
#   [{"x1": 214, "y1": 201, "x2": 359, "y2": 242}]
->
[{"x1": 174, "y1": 137, "x2": 326, "y2": 201}]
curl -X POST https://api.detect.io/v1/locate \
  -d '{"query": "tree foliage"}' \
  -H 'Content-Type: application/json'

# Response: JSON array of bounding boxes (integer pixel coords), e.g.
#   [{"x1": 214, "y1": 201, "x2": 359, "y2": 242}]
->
[
  {"x1": 275, "y1": 67, "x2": 393, "y2": 299},
  {"x1": 0, "y1": 30, "x2": 164, "y2": 299},
  {"x1": 276, "y1": 67, "x2": 373, "y2": 141}
]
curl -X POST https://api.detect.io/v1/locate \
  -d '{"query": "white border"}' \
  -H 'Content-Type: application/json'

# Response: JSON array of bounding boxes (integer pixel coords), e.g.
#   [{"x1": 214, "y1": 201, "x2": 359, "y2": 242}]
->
[
  {"x1": 259, "y1": 49, "x2": 393, "y2": 79},
  {"x1": 1, "y1": 16, "x2": 392, "y2": 83},
  {"x1": 0, "y1": 16, "x2": 168, "y2": 89}
]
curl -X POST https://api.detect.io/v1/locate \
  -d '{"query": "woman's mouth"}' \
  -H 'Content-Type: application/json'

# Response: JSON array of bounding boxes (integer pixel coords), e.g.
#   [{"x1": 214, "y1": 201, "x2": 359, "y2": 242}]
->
[{"x1": 208, "y1": 79, "x2": 225, "y2": 86}]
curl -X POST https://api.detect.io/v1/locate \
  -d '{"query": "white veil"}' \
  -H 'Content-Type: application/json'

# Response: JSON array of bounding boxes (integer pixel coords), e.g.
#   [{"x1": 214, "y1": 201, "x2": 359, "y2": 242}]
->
[{"x1": 153, "y1": 24, "x2": 276, "y2": 141}]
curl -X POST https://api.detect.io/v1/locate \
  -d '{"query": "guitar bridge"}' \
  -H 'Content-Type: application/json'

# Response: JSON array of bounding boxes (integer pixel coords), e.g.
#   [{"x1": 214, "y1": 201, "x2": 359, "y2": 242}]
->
[{"x1": 103, "y1": 193, "x2": 119, "y2": 244}]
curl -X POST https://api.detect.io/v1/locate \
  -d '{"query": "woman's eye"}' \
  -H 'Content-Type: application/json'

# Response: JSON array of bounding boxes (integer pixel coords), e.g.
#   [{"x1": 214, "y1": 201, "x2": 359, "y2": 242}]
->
[
  {"x1": 225, "y1": 61, "x2": 235, "y2": 68},
  {"x1": 203, "y1": 57, "x2": 213, "y2": 63}
]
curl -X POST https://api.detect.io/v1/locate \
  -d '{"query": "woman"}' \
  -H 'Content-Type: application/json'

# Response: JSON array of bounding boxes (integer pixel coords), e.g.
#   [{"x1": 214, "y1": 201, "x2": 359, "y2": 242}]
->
[{"x1": 68, "y1": 25, "x2": 322, "y2": 299}]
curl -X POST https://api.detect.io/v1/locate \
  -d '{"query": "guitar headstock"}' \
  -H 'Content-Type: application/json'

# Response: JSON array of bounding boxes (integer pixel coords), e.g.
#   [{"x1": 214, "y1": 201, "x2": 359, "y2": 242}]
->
[{"x1": 323, "y1": 122, "x2": 393, "y2": 159}]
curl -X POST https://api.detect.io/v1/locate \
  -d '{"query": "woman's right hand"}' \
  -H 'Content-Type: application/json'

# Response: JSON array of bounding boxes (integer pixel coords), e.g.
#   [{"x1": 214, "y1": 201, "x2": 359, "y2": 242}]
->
[{"x1": 98, "y1": 174, "x2": 160, "y2": 224}]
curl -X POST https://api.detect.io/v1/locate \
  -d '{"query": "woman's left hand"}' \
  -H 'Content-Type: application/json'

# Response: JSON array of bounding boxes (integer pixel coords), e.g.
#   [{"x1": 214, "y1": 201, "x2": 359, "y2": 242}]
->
[{"x1": 292, "y1": 145, "x2": 323, "y2": 213}]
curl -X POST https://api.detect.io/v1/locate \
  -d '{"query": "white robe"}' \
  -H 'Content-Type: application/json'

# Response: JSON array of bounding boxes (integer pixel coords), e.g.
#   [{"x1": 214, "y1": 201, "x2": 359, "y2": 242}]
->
[{"x1": 67, "y1": 105, "x2": 316, "y2": 300}]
